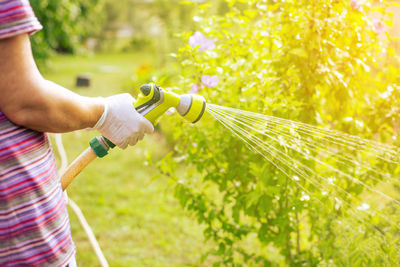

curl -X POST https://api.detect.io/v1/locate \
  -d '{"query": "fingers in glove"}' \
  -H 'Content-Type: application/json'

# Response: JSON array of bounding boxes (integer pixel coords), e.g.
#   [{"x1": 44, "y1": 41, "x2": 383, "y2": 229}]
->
[
  {"x1": 137, "y1": 132, "x2": 144, "y2": 141},
  {"x1": 118, "y1": 139, "x2": 129, "y2": 150},
  {"x1": 128, "y1": 136, "x2": 139, "y2": 146},
  {"x1": 141, "y1": 118, "x2": 154, "y2": 134}
]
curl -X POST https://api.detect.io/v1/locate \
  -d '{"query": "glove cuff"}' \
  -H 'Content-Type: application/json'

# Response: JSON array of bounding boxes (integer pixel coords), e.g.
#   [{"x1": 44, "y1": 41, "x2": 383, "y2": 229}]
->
[{"x1": 93, "y1": 98, "x2": 108, "y2": 130}]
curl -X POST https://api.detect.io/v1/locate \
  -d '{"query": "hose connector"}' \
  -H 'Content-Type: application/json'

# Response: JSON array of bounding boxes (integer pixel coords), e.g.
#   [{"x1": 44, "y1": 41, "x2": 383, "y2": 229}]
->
[{"x1": 89, "y1": 136, "x2": 116, "y2": 158}]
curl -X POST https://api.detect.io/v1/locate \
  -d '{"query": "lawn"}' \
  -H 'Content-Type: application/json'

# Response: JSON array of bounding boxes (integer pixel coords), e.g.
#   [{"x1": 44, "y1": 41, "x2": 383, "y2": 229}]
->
[{"x1": 43, "y1": 52, "x2": 210, "y2": 266}]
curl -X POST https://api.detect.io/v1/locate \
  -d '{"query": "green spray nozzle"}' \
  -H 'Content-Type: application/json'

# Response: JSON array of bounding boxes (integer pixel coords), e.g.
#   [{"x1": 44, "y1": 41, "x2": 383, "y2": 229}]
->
[{"x1": 90, "y1": 83, "x2": 206, "y2": 158}]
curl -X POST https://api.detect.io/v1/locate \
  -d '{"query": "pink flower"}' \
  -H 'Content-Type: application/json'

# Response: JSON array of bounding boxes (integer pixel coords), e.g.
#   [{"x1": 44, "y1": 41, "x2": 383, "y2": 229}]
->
[
  {"x1": 201, "y1": 75, "x2": 219, "y2": 88},
  {"x1": 373, "y1": 19, "x2": 385, "y2": 34},
  {"x1": 188, "y1": 32, "x2": 215, "y2": 51},
  {"x1": 350, "y1": 0, "x2": 361, "y2": 11},
  {"x1": 190, "y1": 84, "x2": 202, "y2": 94}
]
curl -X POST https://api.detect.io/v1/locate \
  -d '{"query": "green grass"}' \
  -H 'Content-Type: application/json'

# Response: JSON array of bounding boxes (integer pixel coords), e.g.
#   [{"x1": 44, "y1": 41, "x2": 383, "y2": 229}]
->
[{"x1": 43, "y1": 51, "x2": 210, "y2": 266}]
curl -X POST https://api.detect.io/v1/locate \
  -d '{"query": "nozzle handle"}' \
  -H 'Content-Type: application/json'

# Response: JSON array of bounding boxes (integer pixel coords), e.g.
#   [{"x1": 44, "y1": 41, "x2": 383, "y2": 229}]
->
[
  {"x1": 90, "y1": 84, "x2": 153, "y2": 158},
  {"x1": 92, "y1": 84, "x2": 158, "y2": 157}
]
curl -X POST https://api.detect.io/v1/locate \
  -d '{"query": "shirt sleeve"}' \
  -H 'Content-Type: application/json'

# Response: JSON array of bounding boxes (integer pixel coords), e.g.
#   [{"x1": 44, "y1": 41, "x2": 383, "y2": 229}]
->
[{"x1": 0, "y1": 0, "x2": 42, "y2": 40}]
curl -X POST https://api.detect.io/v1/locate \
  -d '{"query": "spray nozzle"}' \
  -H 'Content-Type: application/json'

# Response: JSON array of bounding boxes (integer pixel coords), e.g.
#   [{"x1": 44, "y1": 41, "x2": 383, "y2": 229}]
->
[
  {"x1": 134, "y1": 83, "x2": 206, "y2": 124},
  {"x1": 176, "y1": 94, "x2": 206, "y2": 123}
]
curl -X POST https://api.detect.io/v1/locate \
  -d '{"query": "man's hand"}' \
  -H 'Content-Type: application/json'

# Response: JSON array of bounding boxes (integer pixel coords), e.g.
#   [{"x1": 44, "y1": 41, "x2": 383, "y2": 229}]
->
[{"x1": 93, "y1": 94, "x2": 154, "y2": 149}]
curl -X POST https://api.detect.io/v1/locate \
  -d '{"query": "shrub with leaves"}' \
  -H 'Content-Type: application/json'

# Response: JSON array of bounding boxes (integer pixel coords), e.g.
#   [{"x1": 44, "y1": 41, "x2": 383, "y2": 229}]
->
[
  {"x1": 30, "y1": 0, "x2": 104, "y2": 64},
  {"x1": 160, "y1": 0, "x2": 400, "y2": 265}
]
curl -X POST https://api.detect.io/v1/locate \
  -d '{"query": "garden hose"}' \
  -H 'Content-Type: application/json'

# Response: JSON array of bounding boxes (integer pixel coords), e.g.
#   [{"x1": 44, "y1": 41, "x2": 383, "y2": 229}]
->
[{"x1": 60, "y1": 83, "x2": 206, "y2": 190}]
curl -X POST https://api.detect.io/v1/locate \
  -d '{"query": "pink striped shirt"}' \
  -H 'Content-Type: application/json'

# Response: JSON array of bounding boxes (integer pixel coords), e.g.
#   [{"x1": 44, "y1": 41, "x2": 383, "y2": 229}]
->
[
  {"x1": 0, "y1": 1, "x2": 75, "y2": 266},
  {"x1": 0, "y1": 0, "x2": 42, "y2": 38}
]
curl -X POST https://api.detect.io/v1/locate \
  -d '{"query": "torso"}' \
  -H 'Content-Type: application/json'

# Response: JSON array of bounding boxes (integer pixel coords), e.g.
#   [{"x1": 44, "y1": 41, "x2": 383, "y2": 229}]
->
[{"x1": 0, "y1": 111, "x2": 75, "y2": 266}]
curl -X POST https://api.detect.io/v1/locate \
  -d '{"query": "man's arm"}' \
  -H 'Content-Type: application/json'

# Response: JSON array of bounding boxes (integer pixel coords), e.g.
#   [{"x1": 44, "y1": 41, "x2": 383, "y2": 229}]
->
[{"x1": 0, "y1": 34, "x2": 104, "y2": 132}]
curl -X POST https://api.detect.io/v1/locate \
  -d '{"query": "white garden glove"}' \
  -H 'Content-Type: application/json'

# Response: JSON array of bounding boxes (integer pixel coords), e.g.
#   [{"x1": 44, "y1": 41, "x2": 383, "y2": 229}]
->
[{"x1": 93, "y1": 93, "x2": 154, "y2": 149}]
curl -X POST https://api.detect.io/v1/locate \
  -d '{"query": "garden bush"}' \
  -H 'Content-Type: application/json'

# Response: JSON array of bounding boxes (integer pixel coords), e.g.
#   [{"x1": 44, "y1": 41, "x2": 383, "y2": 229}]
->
[
  {"x1": 160, "y1": 0, "x2": 400, "y2": 265},
  {"x1": 30, "y1": 0, "x2": 104, "y2": 63}
]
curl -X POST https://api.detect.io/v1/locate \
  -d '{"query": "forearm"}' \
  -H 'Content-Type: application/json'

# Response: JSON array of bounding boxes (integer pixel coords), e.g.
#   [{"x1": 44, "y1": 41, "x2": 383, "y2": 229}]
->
[
  {"x1": 8, "y1": 79, "x2": 104, "y2": 133},
  {"x1": 0, "y1": 34, "x2": 153, "y2": 149},
  {"x1": 0, "y1": 34, "x2": 104, "y2": 133}
]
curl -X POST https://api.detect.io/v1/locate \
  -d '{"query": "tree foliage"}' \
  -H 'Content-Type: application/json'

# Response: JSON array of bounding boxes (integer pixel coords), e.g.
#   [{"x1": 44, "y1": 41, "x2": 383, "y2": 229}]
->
[
  {"x1": 161, "y1": 0, "x2": 400, "y2": 265},
  {"x1": 30, "y1": 0, "x2": 104, "y2": 63}
]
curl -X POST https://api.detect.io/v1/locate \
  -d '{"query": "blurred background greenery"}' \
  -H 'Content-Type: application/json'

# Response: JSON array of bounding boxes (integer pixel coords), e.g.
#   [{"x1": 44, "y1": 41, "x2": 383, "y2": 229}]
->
[
  {"x1": 29, "y1": 0, "x2": 400, "y2": 266},
  {"x1": 30, "y1": 0, "x2": 228, "y2": 65}
]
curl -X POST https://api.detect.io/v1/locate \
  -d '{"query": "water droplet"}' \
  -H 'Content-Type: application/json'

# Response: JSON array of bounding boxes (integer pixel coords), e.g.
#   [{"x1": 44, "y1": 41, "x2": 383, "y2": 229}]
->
[
  {"x1": 357, "y1": 203, "x2": 370, "y2": 211},
  {"x1": 193, "y1": 16, "x2": 203, "y2": 22},
  {"x1": 300, "y1": 192, "x2": 310, "y2": 201}
]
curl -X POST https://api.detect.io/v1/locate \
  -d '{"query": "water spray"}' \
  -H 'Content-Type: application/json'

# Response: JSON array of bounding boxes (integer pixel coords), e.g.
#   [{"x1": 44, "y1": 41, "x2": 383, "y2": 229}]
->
[
  {"x1": 60, "y1": 83, "x2": 206, "y2": 190},
  {"x1": 59, "y1": 82, "x2": 400, "y2": 260}
]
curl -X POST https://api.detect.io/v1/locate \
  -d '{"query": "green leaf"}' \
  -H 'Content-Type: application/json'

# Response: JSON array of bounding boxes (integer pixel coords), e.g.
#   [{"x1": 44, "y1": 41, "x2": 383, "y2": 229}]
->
[{"x1": 289, "y1": 48, "x2": 307, "y2": 58}]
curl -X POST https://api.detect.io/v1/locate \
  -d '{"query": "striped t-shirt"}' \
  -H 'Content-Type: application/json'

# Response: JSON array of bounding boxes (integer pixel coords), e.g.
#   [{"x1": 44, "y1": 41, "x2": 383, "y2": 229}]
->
[
  {"x1": 0, "y1": 1, "x2": 75, "y2": 266},
  {"x1": 0, "y1": 0, "x2": 42, "y2": 38}
]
